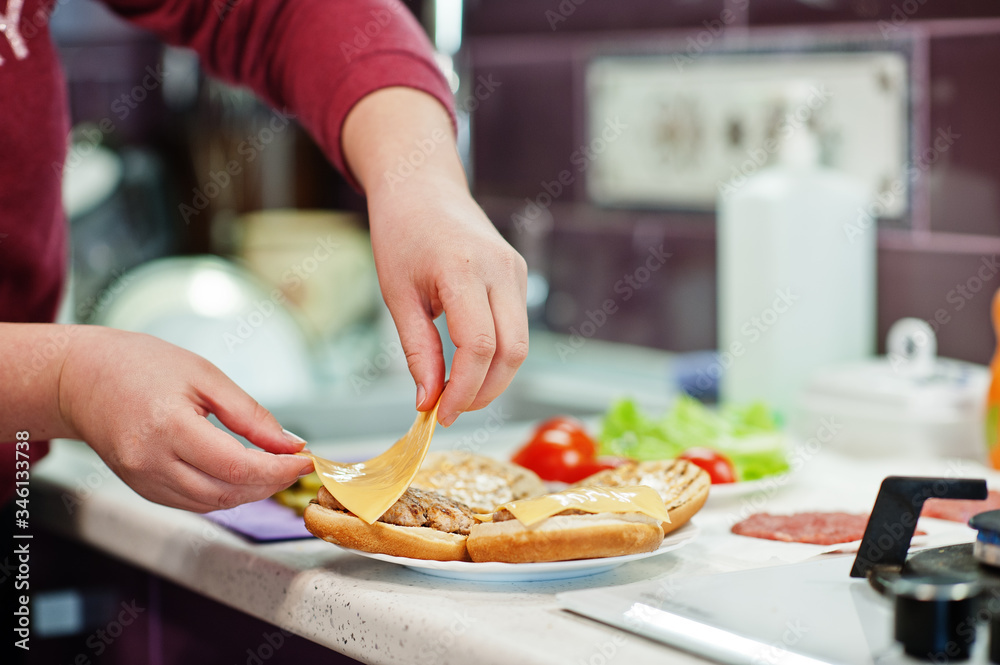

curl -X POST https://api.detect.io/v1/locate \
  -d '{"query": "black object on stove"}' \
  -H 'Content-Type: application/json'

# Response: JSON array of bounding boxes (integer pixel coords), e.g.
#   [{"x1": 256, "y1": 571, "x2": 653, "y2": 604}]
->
[{"x1": 850, "y1": 476, "x2": 993, "y2": 662}]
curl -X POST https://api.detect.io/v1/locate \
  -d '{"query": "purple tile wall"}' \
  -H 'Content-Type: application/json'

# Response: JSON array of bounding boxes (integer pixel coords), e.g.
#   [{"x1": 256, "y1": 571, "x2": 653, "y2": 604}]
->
[
  {"x1": 877, "y1": 233, "x2": 1000, "y2": 364},
  {"x1": 749, "y1": 0, "x2": 1000, "y2": 26},
  {"x1": 467, "y1": 4, "x2": 1000, "y2": 365},
  {"x1": 928, "y1": 32, "x2": 1000, "y2": 237},
  {"x1": 465, "y1": 0, "x2": 731, "y2": 35}
]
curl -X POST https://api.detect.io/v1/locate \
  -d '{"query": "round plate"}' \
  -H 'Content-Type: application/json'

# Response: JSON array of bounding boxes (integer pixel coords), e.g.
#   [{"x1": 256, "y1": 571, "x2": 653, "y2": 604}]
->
[
  {"x1": 342, "y1": 522, "x2": 698, "y2": 582},
  {"x1": 706, "y1": 473, "x2": 793, "y2": 504}
]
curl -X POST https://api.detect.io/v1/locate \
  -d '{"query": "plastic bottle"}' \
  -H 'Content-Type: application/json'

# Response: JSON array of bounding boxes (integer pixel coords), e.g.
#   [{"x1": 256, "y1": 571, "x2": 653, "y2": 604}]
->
[
  {"x1": 987, "y1": 288, "x2": 1000, "y2": 467},
  {"x1": 716, "y1": 86, "x2": 876, "y2": 419}
]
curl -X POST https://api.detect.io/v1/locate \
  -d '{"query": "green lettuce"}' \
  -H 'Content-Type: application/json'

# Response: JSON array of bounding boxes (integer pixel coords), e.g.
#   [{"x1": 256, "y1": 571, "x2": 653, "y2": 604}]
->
[{"x1": 598, "y1": 395, "x2": 789, "y2": 481}]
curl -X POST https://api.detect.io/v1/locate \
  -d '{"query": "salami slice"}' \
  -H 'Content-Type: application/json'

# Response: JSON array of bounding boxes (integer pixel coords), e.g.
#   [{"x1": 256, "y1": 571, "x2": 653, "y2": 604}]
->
[
  {"x1": 921, "y1": 489, "x2": 1000, "y2": 524},
  {"x1": 731, "y1": 512, "x2": 869, "y2": 545}
]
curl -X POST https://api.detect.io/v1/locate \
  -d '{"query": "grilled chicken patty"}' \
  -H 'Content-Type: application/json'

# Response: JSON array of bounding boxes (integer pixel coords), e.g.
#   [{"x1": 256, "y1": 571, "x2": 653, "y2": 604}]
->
[{"x1": 316, "y1": 486, "x2": 476, "y2": 535}]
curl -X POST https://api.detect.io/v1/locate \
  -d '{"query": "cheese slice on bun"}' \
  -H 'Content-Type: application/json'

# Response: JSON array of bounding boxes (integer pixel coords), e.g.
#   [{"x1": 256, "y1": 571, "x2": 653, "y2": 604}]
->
[{"x1": 466, "y1": 486, "x2": 669, "y2": 563}]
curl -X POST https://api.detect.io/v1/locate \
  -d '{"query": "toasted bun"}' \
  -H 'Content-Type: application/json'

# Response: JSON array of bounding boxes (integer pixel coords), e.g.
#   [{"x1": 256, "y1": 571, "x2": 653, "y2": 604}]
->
[
  {"x1": 303, "y1": 503, "x2": 470, "y2": 561},
  {"x1": 412, "y1": 450, "x2": 547, "y2": 513},
  {"x1": 466, "y1": 513, "x2": 663, "y2": 563},
  {"x1": 575, "y1": 459, "x2": 710, "y2": 535}
]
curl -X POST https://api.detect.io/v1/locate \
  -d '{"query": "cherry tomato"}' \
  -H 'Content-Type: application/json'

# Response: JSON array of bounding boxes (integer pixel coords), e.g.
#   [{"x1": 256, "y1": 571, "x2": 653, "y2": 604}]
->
[
  {"x1": 511, "y1": 417, "x2": 623, "y2": 483},
  {"x1": 677, "y1": 448, "x2": 737, "y2": 484}
]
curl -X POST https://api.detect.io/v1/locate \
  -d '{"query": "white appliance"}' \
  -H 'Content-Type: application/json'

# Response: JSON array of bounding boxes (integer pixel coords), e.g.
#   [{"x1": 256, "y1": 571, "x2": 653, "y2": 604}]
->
[{"x1": 558, "y1": 556, "x2": 992, "y2": 665}]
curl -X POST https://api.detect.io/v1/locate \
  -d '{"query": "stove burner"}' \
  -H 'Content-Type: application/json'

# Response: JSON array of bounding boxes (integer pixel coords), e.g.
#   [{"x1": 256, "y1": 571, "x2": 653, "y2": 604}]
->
[
  {"x1": 970, "y1": 511, "x2": 1000, "y2": 568},
  {"x1": 892, "y1": 576, "x2": 983, "y2": 661}
]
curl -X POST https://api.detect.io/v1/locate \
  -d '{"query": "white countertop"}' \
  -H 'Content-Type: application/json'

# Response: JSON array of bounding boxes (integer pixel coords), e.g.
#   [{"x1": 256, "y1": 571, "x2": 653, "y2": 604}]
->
[{"x1": 33, "y1": 431, "x2": 997, "y2": 665}]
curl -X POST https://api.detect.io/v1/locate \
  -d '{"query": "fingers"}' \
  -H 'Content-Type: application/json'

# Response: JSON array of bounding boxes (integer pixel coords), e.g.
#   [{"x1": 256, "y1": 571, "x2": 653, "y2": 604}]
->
[
  {"x1": 388, "y1": 293, "x2": 446, "y2": 411},
  {"x1": 466, "y1": 286, "x2": 530, "y2": 412},
  {"x1": 178, "y1": 413, "x2": 313, "y2": 487},
  {"x1": 437, "y1": 280, "x2": 496, "y2": 426},
  {"x1": 139, "y1": 459, "x2": 296, "y2": 513},
  {"x1": 195, "y1": 363, "x2": 306, "y2": 454}
]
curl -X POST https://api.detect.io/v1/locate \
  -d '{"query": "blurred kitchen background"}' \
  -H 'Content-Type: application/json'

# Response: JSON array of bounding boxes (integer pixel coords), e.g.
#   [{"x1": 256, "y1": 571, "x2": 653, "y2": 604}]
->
[{"x1": 51, "y1": 0, "x2": 1000, "y2": 440}]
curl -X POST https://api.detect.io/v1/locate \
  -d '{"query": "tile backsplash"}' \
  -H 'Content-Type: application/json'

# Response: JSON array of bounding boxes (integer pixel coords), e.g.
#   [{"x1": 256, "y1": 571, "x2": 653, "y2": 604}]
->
[{"x1": 466, "y1": 1, "x2": 1000, "y2": 365}]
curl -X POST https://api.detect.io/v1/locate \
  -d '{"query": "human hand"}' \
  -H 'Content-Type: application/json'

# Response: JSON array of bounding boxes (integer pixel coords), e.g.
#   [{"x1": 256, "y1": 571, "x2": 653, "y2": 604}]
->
[
  {"x1": 57, "y1": 327, "x2": 314, "y2": 512},
  {"x1": 341, "y1": 87, "x2": 529, "y2": 426},
  {"x1": 368, "y1": 176, "x2": 529, "y2": 427}
]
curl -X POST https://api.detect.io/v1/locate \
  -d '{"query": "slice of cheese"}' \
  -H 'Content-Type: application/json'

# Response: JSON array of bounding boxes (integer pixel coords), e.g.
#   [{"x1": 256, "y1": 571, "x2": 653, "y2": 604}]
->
[
  {"x1": 298, "y1": 401, "x2": 439, "y2": 524},
  {"x1": 480, "y1": 485, "x2": 671, "y2": 527}
]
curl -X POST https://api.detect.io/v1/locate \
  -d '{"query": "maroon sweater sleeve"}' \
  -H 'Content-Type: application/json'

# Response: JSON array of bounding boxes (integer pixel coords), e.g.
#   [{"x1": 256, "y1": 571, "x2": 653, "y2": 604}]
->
[{"x1": 101, "y1": 0, "x2": 455, "y2": 187}]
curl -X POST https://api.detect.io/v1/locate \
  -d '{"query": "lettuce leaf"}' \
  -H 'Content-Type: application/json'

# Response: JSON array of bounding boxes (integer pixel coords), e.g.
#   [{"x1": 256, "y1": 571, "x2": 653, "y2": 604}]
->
[{"x1": 597, "y1": 396, "x2": 789, "y2": 481}]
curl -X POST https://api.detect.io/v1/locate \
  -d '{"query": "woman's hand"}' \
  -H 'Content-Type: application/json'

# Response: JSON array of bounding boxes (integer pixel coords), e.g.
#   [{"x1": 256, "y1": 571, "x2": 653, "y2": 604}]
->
[
  {"x1": 369, "y1": 176, "x2": 528, "y2": 427},
  {"x1": 342, "y1": 87, "x2": 530, "y2": 427},
  {"x1": 57, "y1": 326, "x2": 314, "y2": 513}
]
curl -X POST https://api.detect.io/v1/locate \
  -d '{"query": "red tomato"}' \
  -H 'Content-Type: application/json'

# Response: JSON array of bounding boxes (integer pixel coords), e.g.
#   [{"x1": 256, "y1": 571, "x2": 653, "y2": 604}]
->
[
  {"x1": 511, "y1": 417, "x2": 622, "y2": 483},
  {"x1": 677, "y1": 448, "x2": 737, "y2": 484}
]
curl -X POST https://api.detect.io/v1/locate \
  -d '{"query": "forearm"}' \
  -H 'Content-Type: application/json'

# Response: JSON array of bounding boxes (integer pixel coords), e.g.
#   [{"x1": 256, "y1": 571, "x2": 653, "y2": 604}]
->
[
  {"x1": 0, "y1": 323, "x2": 83, "y2": 441},
  {"x1": 342, "y1": 87, "x2": 467, "y2": 202},
  {"x1": 103, "y1": 0, "x2": 453, "y2": 187}
]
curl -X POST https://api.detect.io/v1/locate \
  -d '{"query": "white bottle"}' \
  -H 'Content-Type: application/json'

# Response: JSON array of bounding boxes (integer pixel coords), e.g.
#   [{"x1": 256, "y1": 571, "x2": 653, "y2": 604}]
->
[{"x1": 717, "y1": 98, "x2": 876, "y2": 419}]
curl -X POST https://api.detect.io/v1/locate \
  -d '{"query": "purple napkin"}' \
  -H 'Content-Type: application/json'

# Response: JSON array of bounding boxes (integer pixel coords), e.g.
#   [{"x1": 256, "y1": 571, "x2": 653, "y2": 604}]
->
[{"x1": 203, "y1": 498, "x2": 312, "y2": 542}]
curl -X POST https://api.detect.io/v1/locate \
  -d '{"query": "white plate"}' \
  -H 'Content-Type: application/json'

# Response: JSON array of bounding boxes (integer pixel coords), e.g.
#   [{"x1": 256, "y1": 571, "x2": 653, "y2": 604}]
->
[
  {"x1": 341, "y1": 522, "x2": 698, "y2": 582},
  {"x1": 705, "y1": 473, "x2": 793, "y2": 504}
]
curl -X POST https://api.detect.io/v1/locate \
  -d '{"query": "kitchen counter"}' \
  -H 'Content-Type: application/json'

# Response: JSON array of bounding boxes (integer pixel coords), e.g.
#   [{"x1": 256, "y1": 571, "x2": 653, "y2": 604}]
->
[{"x1": 33, "y1": 431, "x2": 995, "y2": 665}]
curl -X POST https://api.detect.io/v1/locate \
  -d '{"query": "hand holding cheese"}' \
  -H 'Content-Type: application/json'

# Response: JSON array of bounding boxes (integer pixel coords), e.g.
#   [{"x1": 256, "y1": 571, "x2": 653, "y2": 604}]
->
[
  {"x1": 297, "y1": 400, "x2": 440, "y2": 524},
  {"x1": 36, "y1": 326, "x2": 314, "y2": 513}
]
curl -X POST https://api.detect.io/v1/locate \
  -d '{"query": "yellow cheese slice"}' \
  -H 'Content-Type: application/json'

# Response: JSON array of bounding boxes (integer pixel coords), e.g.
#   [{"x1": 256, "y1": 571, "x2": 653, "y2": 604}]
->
[
  {"x1": 297, "y1": 401, "x2": 439, "y2": 524},
  {"x1": 479, "y1": 485, "x2": 670, "y2": 527}
]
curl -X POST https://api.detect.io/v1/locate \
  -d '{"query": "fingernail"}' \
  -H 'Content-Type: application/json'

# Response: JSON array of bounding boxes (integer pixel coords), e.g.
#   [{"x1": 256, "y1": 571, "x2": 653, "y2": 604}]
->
[
  {"x1": 282, "y1": 428, "x2": 307, "y2": 445},
  {"x1": 440, "y1": 411, "x2": 460, "y2": 427},
  {"x1": 298, "y1": 466, "x2": 315, "y2": 478},
  {"x1": 416, "y1": 384, "x2": 427, "y2": 410}
]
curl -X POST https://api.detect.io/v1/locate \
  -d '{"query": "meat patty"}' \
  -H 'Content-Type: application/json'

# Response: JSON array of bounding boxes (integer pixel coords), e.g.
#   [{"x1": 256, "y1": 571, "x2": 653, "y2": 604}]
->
[
  {"x1": 922, "y1": 489, "x2": 1000, "y2": 524},
  {"x1": 731, "y1": 512, "x2": 869, "y2": 545},
  {"x1": 317, "y1": 486, "x2": 476, "y2": 535}
]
